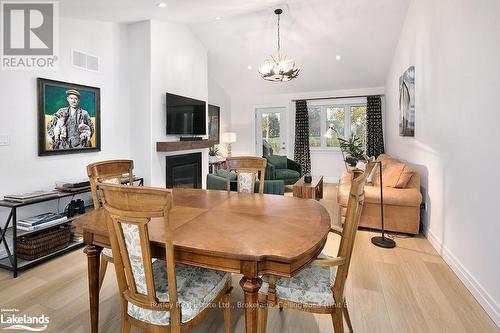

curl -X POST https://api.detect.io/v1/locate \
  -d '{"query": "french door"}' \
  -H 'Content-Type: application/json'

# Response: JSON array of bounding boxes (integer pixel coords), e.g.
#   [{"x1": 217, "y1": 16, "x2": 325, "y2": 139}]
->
[{"x1": 255, "y1": 107, "x2": 287, "y2": 156}]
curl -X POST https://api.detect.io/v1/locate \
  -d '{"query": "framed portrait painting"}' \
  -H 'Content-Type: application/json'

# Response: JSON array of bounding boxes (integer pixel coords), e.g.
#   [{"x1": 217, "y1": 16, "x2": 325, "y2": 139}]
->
[
  {"x1": 208, "y1": 104, "x2": 220, "y2": 144},
  {"x1": 37, "y1": 78, "x2": 101, "y2": 156}
]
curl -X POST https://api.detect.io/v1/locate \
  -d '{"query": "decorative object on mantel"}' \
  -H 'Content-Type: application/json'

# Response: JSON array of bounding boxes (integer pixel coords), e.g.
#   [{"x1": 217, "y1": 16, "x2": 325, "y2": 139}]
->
[
  {"x1": 208, "y1": 146, "x2": 219, "y2": 163},
  {"x1": 399, "y1": 66, "x2": 415, "y2": 137},
  {"x1": 258, "y1": 9, "x2": 300, "y2": 82},
  {"x1": 222, "y1": 132, "x2": 237, "y2": 157},
  {"x1": 38, "y1": 78, "x2": 101, "y2": 156}
]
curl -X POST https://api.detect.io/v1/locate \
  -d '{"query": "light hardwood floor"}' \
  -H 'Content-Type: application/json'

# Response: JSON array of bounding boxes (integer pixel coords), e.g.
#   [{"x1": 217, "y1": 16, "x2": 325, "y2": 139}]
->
[{"x1": 0, "y1": 184, "x2": 498, "y2": 333}]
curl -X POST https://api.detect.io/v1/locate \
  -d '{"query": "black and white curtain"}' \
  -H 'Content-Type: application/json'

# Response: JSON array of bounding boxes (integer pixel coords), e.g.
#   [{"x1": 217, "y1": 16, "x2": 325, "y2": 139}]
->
[
  {"x1": 366, "y1": 95, "x2": 385, "y2": 158},
  {"x1": 294, "y1": 100, "x2": 311, "y2": 174}
]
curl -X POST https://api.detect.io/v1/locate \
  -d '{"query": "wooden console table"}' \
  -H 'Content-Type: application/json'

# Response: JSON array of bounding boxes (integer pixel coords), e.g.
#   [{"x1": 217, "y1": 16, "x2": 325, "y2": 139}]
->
[{"x1": 75, "y1": 188, "x2": 330, "y2": 333}]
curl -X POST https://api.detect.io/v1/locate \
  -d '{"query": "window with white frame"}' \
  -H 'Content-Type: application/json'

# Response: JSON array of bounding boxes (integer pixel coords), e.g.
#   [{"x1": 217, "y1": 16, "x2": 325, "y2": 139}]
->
[{"x1": 307, "y1": 98, "x2": 367, "y2": 149}]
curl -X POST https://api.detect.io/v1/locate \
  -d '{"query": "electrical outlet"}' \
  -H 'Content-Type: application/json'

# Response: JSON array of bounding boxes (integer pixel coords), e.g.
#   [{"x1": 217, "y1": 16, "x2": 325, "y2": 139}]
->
[{"x1": 0, "y1": 134, "x2": 9, "y2": 146}]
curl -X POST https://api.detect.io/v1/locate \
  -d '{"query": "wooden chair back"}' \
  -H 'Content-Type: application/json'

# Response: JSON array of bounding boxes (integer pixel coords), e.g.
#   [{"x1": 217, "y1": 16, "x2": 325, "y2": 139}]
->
[
  {"x1": 86, "y1": 160, "x2": 134, "y2": 209},
  {"x1": 226, "y1": 156, "x2": 267, "y2": 194},
  {"x1": 98, "y1": 183, "x2": 181, "y2": 328},
  {"x1": 332, "y1": 169, "x2": 368, "y2": 300}
]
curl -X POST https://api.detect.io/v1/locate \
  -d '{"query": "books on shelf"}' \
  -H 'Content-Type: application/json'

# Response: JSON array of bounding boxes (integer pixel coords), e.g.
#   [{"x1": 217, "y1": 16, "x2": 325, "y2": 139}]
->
[
  {"x1": 3, "y1": 190, "x2": 59, "y2": 203},
  {"x1": 17, "y1": 213, "x2": 68, "y2": 232}
]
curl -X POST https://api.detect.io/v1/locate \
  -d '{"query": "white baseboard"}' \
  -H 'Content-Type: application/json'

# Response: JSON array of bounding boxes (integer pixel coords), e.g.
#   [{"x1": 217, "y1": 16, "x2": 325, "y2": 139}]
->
[{"x1": 425, "y1": 228, "x2": 500, "y2": 328}]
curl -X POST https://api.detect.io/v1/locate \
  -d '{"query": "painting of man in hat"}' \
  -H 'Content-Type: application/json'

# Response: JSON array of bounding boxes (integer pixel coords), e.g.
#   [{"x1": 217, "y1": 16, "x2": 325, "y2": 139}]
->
[{"x1": 38, "y1": 79, "x2": 100, "y2": 155}]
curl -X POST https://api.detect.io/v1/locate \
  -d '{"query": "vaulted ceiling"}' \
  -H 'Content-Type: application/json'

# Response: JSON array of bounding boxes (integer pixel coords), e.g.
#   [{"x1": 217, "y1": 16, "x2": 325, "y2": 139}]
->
[{"x1": 60, "y1": 0, "x2": 410, "y2": 95}]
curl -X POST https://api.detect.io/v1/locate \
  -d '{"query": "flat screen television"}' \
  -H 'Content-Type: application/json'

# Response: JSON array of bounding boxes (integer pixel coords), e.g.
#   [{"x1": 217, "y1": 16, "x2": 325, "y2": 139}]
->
[{"x1": 166, "y1": 93, "x2": 206, "y2": 135}]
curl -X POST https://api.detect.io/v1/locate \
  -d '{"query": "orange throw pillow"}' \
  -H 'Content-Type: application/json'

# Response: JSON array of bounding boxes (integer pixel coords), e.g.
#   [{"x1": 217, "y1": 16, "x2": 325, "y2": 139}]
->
[{"x1": 383, "y1": 163, "x2": 414, "y2": 188}]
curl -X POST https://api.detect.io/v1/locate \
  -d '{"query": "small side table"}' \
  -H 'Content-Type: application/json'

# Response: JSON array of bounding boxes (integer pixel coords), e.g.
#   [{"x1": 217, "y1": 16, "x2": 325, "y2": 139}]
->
[
  {"x1": 293, "y1": 176, "x2": 324, "y2": 200},
  {"x1": 209, "y1": 158, "x2": 226, "y2": 174}
]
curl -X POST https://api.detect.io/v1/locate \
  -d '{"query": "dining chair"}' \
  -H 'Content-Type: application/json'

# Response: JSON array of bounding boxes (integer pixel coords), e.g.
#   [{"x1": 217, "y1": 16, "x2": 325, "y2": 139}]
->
[
  {"x1": 257, "y1": 169, "x2": 368, "y2": 333},
  {"x1": 99, "y1": 183, "x2": 233, "y2": 333},
  {"x1": 225, "y1": 156, "x2": 267, "y2": 194},
  {"x1": 86, "y1": 159, "x2": 134, "y2": 290}
]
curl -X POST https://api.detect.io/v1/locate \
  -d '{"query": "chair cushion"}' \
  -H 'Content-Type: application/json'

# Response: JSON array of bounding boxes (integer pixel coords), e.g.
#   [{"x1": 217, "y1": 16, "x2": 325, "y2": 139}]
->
[
  {"x1": 275, "y1": 169, "x2": 300, "y2": 180},
  {"x1": 238, "y1": 172, "x2": 256, "y2": 193},
  {"x1": 215, "y1": 169, "x2": 237, "y2": 181},
  {"x1": 128, "y1": 260, "x2": 231, "y2": 325},
  {"x1": 259, "y1": 254, "x2": 338, "y2": 307},
  {"x1": 266, "y1": 155, "x2": 288, "y2": 169}
]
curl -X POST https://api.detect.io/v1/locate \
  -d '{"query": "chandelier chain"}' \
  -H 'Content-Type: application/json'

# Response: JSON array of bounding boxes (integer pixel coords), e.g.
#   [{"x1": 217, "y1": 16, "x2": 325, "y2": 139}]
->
[{"x1": 277, "y1": 12, "x2": 281, "y2": 54}]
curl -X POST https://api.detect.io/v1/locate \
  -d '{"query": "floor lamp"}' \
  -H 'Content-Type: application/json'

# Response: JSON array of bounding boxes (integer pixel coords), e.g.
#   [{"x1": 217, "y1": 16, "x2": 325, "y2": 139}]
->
[{"x1": 371, "y1": 160, "x2": 396, "y2": 248}]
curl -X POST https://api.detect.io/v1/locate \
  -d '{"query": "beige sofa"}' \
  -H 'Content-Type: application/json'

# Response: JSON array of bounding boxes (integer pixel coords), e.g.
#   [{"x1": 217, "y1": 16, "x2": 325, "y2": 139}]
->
[{"x1": 337, "y1": 154, "x2": 422, "y2": 235}]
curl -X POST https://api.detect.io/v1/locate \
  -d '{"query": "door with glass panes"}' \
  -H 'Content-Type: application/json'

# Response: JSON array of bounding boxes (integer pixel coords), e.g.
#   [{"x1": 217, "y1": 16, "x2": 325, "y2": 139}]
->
[{"x1": 255, "y1": 107, "x2": 287, "y2": 156}]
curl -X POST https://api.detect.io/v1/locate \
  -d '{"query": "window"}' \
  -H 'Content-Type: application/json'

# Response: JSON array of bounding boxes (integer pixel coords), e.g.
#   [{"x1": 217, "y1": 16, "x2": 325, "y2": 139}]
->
[
  {"x1": 308, "y1": 107, "x2": 321, "y2": 147},
  {"x1": 307, "y1": 99, "x2": 367, "y2": 149}
]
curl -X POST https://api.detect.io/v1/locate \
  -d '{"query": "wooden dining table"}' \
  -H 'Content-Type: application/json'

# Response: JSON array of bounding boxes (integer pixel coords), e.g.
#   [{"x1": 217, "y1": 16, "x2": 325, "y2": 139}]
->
[{"x1": 74, "y1": 188, "x2": 331, "y2": 333}]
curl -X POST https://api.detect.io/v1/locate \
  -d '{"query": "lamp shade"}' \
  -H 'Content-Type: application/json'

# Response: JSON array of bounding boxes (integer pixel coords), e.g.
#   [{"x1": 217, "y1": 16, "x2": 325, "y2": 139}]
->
[{"x1": 222, "y1": 132, "x2": 237, "y2": 143}]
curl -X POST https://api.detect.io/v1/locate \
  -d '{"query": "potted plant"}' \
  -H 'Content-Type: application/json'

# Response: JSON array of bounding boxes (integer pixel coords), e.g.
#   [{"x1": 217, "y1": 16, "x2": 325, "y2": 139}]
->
[
  {"x1": 208, "y1": 146, "x2": 219, "y2": 163},
  {"x1": 338, "y1": 135, "x2": 365, "y2": 165}
]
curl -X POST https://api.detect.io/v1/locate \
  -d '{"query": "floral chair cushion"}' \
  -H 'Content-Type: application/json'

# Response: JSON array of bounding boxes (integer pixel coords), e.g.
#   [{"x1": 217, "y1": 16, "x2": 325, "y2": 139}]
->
[
  {"x1": 237, "y1": 172, "x2": 255, "y2": 193},
  {"x1": 259, "y1": 254, "x2": 338, "y2": 307},
  {"x1": 128, "y1": 260, "x2": 231, "y2": 325},
  {"x1": 99, "y1": 177, "x2": 123, "y2": 259}
]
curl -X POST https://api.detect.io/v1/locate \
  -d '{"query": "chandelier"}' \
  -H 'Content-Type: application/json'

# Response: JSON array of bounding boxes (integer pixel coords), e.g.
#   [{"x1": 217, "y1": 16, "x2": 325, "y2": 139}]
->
[{"x1": 259, "y1": 9, "x2": 300, "y2": 82}]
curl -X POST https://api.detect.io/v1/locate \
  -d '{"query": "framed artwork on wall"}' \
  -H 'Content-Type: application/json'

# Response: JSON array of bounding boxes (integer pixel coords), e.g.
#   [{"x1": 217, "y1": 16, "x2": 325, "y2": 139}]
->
[
  {"x1": 208, "y1": 104, "x2": 220, "y2": 144},
  {"x1": 37, "y1": 78, "x2": 101, "y2": 156},
  {"x1": 399, "y1": 66, "x2": 415, "y2": 137}
]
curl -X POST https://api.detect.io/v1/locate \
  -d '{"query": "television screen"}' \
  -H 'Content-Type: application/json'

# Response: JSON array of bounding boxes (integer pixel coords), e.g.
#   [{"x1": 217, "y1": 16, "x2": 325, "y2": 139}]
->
[{"x1": 166, "y1": 93, "x2": 206, "y2": 135}]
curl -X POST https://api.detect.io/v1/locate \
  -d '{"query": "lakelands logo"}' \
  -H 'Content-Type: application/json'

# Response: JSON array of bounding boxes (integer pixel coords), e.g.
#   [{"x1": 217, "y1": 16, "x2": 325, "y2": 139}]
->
[
  {"x1": 0, "y1": 309, "x2": 49, "y2": 332},
  {"x1": 1, "y1": 1, "x2": 59, "y2": 70}
]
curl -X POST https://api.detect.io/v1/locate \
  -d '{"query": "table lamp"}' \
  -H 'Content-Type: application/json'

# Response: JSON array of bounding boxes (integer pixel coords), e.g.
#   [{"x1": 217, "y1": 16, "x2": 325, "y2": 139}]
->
[{"x1": 222, "y1": 132, "x2": 237, "y2": 157}]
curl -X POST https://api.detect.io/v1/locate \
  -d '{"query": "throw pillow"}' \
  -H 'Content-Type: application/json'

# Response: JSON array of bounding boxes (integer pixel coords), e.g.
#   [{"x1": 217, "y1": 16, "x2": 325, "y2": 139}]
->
[
  {"x1": 266, "y1": 155, "x2": 287, "y2": 169},
  {"x1": 383, "y1": 163, "x2": 415, "y2": 188},
  {"x1": 216, "y1": 169, "x2": 237, "y2": 181}
]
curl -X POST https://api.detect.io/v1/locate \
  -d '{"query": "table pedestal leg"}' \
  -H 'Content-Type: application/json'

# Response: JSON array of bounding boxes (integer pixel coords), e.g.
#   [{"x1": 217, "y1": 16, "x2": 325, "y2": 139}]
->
[
  {"x1": 240, "y1": 276, "x2": 263, "y2": 333},
  {"x1": 84, "y1": 245, "x2": 102, "y2": 333}
]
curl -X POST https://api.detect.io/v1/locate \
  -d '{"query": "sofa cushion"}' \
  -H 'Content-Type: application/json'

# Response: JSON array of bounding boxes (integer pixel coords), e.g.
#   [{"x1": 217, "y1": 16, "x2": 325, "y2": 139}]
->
[
  {"x1": 275, "y1": 169, "x2": 300, "y2": 180},
  {"x1": 383, "y1": 163, "x2": 415, "y2": 188},
  {"x1": 215, "y1": 169, "x2": 237, "y2": 181},
  {"x1": 266, "y1": 155, "x2": 288, "y2": 169}
]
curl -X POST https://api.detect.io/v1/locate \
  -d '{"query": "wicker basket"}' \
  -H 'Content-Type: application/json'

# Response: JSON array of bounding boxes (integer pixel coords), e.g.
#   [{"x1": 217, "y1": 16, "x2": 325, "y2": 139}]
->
[{"x1": 17, "y1": 225, "x2": 71, "y2": 261}]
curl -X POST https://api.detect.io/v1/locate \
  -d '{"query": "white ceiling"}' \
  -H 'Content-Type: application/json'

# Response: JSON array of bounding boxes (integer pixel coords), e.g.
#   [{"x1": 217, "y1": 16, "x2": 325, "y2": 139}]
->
[{"x1": 60, "y1": 0, "x2": 411, "y2": 96}]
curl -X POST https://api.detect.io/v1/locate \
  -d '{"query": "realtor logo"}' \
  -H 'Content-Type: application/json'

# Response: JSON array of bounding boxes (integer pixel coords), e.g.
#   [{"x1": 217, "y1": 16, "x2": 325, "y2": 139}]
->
[{"x1": 1, "y1": 1, "x2": 59, "y2": 69}]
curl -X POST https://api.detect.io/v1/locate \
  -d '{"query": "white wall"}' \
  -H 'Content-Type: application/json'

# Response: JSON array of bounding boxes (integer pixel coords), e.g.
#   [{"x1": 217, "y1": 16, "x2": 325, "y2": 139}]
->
[
  {"x1": 0, "y1": 18, "x2": 131, "y2": 223},
  {"x1": 230, "y1": 87, "x2": 384, "y2": 182},
  {"x1": 149, "y1": 20, "x2": 209, "y2": 188},
  {"x1": 384, "y1": 0, "x2": 500, "y2": 326}
]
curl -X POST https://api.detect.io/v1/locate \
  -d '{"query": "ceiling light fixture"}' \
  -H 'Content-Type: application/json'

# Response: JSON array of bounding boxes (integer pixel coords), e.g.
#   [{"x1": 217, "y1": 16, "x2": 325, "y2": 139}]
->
[
  {"x1": 336, "y1": 55, "x2": 341, "y2": 60},
  {"x1": 157, "y1": 2, "x2": 167, "y2": 8},
  {"x1": 247, "y1": 65, "x2": 252, "y2": 70},
  {"x1": 259, "y1": 9, "x2": 300, "y2": 82}
]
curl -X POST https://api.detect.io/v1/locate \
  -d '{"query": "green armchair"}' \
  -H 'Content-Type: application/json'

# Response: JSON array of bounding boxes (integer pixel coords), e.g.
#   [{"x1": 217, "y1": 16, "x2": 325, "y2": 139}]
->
[
  {"x1": 206, "y1": 170, "x2": 285, "y2": 195},
  {"x1": 264, "y1": 155, "x2": 302, "y2": 185}
]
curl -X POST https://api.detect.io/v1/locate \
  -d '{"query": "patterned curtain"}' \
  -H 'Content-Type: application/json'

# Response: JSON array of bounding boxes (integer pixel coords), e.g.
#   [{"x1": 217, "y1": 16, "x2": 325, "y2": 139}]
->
[
  {"x1": 294, "y1": 100, "x2": 311, "y2": 174},
  {"x1": 366, "y1": 95, "x2": 385, "y2": 158}
]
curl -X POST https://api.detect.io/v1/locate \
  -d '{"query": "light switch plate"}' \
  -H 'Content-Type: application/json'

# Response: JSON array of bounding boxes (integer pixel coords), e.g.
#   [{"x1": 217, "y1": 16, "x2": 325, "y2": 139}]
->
[{"x1": 0, "y1": 134, "x2": 10, "y2": 146}]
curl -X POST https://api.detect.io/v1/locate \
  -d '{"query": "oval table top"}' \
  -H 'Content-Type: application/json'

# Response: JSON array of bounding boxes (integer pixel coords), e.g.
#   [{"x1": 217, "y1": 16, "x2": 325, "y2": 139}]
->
[{"x1": 75, "y1": 188, "x2": 331, "y2": 277}]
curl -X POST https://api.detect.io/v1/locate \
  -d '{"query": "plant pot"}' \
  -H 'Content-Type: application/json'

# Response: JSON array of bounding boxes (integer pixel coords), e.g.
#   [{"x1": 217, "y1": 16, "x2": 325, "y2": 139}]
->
[{"x1": 209, "y1": 156, "x2": 218, "y2": 163}]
